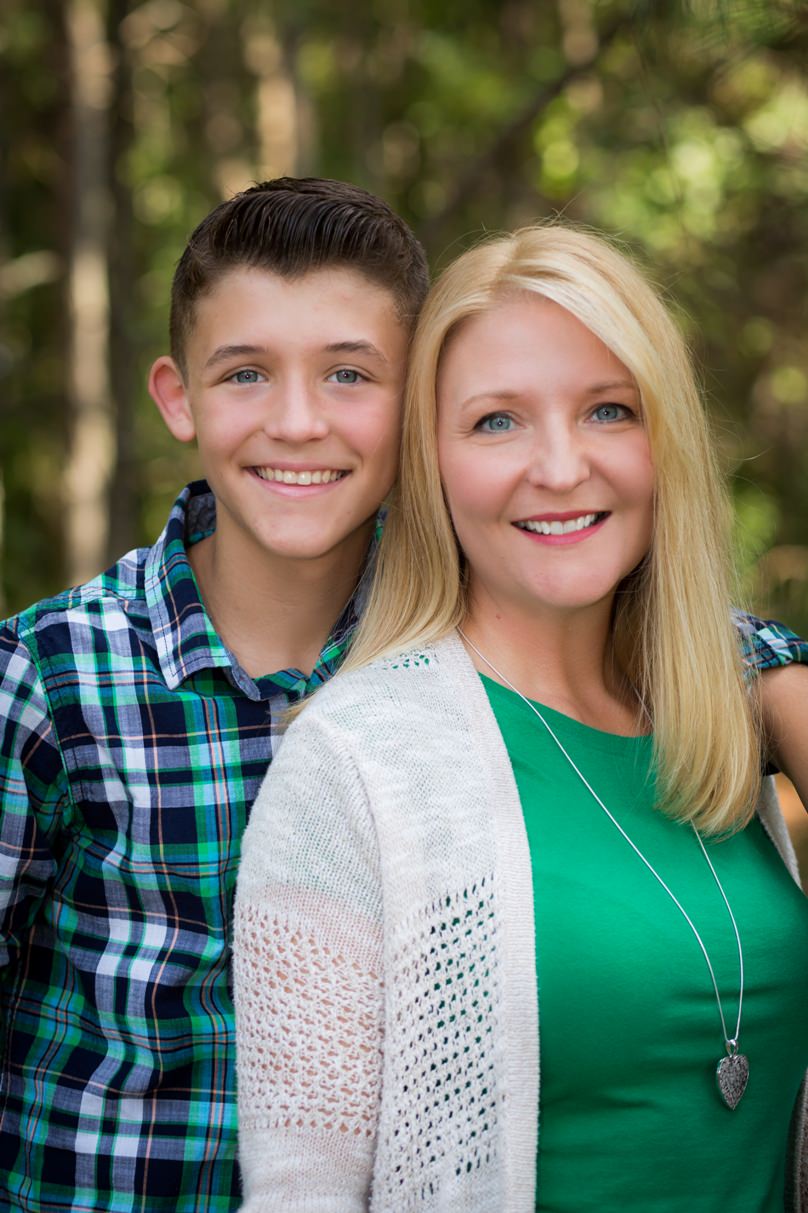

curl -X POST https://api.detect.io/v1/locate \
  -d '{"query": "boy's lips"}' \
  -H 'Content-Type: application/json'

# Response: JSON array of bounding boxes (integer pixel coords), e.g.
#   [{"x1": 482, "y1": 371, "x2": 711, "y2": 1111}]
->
[{"x1": 251, "y1": 465, "x2": 349, "y2": 486}]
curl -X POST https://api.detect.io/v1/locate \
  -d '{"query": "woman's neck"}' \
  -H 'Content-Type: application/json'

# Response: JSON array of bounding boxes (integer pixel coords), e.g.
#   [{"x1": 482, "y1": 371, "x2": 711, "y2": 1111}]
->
[{"x1": 460, "y1": 594, "x2": 646, "y2": 736}]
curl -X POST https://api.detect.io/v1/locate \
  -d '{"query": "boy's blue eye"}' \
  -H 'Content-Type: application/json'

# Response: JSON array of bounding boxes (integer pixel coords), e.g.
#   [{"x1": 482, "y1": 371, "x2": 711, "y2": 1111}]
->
[
  {"x1": 329, "y1": 368, "x2": 364, "y2": 385},
  {"x1": 230, "y1": 369, "x2": 262, "y2": 385},
  {"x1": 592, "y1": 403, "x2": 630, "y2": 423},
  {"x1": 478, "y1": 412, "x2": 514, "y2": 433}
]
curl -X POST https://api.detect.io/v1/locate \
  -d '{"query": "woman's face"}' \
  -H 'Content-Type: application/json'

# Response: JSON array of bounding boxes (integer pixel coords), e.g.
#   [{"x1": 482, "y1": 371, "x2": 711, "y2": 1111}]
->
[{"x1": 436, "y1": 293, "x2": 655, "y2": 623}]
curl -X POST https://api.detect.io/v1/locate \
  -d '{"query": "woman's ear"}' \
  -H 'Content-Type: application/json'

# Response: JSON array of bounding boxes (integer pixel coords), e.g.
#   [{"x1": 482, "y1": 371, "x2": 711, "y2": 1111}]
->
[{"x1": 148, "y1": 356, "x2": 196, "y2": 443}]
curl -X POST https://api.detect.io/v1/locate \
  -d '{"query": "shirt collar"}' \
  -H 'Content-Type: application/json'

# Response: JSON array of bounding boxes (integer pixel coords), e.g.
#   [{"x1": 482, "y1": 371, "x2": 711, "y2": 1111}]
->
[
  {"x1": 145, "y1": 482, "x2": 233, "y2": 692},
  {"x1": 145, "y1": 481, "x2": 381, "y2": 698}
]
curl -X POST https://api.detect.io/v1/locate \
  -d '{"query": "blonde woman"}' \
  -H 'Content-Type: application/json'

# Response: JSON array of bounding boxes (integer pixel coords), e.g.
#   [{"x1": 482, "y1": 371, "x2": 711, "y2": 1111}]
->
[{"x1": 233, "y1": 226, "x2": 808, "y2": 1212}]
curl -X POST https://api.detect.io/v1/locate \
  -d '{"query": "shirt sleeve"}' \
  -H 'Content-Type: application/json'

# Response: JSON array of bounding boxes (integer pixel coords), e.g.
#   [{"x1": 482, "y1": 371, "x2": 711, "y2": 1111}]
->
[
  {"x1": 233, "y1": 710, "x2": 383, "y2": 1212},
  {"x1": 0, "y1": 625, "x2": 70, "y2": 972},
  {"x1": 733, "y1": 610, "x2": 808, "y2": 672}
]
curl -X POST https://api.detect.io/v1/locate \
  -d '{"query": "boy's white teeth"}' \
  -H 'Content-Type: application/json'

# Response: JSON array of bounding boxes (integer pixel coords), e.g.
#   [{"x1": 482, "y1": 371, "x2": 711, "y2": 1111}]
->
[
  {"x1": 517, "y1": 513, "x2": 600, "y2": 535},
  {"x1": 255, "y1": 468, "x2": 346, "y2": 485}
]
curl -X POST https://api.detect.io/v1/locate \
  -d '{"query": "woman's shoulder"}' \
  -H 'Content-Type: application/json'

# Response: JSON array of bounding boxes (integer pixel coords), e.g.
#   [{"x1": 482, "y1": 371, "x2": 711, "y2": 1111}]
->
[
  {"x1": 301, "y1": 632, "x2": 469, "y2": 721},
  {"x1": 315, "y1": 635, "x2": 458, "y2": 703}
]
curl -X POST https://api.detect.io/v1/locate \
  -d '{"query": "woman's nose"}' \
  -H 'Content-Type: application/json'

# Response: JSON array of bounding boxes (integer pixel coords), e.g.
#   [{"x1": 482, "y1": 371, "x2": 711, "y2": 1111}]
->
[{"x1": 526, "y1": 424, "x2": 590, "y2": 493}]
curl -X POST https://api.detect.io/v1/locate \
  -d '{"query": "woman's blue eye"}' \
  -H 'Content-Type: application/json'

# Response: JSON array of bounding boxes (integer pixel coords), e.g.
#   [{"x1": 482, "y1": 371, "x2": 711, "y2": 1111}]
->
[
  {"x1": 478, "y1": 413, "x2": 514, "y2": 433},
  {"x1": 230, "y1": 369, "x2": 262, "y2": 385},
  {"x1": 330, "y1": 369, "x2": 363, "y2": 384},
  {"x1": 592, "y1": 403, "x2": 629, "y2": 423}
]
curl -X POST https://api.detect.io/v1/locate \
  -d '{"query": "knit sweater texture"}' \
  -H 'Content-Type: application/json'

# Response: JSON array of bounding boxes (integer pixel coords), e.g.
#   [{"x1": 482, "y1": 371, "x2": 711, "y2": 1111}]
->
[{"x1": 233, "y1": 632, "x2": 807, "y2": 1213}]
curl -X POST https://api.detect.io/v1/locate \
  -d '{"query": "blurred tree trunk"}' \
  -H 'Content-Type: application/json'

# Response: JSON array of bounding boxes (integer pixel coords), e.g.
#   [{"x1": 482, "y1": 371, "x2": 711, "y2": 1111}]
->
[
  {"x1": 0, "y1": 63, "x2": 8, "y2": 619},
  {"x1": 0, "y1": 472, "x2": 5, "y2": 619},
  {"x1": 242, "y1": 10, "x2": 310, "y2": 180},
  {"x1": 194, "y1": 0, "x2": 257, "y2": 199},
  {"x1": 64, "y1": 0, "x2": 114, "y2": 584},
  {"x1": 106, "y1": 0, "x2": 137, "y2": 560}
]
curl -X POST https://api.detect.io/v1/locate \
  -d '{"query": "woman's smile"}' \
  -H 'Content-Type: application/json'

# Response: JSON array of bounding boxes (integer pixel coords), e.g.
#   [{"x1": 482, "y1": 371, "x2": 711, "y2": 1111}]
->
[{"x1": 513, "y1": 510, "x2": 610, "y2": 543}]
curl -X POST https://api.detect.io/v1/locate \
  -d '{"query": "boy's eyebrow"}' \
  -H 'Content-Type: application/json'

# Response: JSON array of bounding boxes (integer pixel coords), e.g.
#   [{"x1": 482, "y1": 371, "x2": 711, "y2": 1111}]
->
[
  {"x1": 203, "y1": 340, "x2": 391, "y2": 371},
  {"x1": 324, "y1": 340, "x2": 390, "y2": 364},
  {"x1": 204, "y1": 344, "x2": 268, "y2": 370}
]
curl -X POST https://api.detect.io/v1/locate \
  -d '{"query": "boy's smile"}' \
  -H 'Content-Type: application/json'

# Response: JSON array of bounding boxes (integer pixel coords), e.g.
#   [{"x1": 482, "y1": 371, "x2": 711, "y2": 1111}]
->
[
  {"x1": 150, "y1": 265, "x2": 409, "y2": 579},
  {"x1": 251, "y1": 465, "x2": 348, "y2": 488}
]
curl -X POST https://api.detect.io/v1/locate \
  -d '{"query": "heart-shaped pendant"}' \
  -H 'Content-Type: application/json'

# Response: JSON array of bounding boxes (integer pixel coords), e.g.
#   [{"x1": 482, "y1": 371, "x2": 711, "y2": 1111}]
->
[{"x1": 716, "y1": 1052, "x2": 749, "y2": 1109}]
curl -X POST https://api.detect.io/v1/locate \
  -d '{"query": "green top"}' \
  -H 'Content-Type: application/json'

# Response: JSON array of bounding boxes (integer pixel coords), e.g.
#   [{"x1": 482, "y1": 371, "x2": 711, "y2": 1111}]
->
[{"x1": 483, "y1": 673, "x2": 808, "y2": 1213}]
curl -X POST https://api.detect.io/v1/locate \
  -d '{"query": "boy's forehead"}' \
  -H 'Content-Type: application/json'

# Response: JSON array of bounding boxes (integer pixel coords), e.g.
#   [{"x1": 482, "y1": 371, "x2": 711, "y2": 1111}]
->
[
  {"x1": 186, "y1": 264, "x2": 408, "y2": 358},
  {"x1": 202, "y1": 263, "x2": 401, "y2": 317}
]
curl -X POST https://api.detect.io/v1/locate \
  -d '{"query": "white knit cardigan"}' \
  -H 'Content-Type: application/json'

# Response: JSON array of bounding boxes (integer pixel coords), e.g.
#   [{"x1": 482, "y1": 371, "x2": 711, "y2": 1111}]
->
[{"x1": 233, "y1": 632, "x2": 807, "y2": 1213}]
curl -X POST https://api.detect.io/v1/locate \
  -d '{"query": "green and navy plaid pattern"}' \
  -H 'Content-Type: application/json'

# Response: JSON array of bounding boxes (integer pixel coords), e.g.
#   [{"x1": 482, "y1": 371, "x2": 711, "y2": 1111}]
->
[
  {"x1": 0, "y1": 479, "x2": 804, "y2": 1212},
  {"x1": 735, "y1": 608, "x2": 808, "y2": 672},
  {"x1": 0, "y1": 482, "x2": 366, "y2": 1213}
]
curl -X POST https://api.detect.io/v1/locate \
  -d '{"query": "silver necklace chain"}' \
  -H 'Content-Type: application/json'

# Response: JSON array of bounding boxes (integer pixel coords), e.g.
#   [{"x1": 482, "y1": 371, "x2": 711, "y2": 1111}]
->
[{"x1": 459, "y1": 628, "x2": 744, "y2": 1054}]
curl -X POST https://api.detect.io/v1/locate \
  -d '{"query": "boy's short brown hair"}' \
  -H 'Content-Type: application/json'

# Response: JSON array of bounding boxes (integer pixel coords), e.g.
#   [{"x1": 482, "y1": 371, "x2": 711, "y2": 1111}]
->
[{"x1": 170, "y1": 177, "x2": 430, "y2": 376}]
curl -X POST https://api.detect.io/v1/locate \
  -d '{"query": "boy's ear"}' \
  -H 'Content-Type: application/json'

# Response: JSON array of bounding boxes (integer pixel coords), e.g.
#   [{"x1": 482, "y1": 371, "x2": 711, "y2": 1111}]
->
[{"x1": 148, "y1": 356, "x2": 196, "y2": 443}]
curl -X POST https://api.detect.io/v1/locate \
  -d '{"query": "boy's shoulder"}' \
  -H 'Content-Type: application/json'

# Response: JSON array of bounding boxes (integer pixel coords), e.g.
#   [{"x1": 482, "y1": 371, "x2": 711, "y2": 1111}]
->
[
  {"x1": 4, "y1": 545, "x2": 149, "y2": 641},
  {"x1": 0, "y1": 545, "x2": 154, "y2": 683},
  {"x1": 1, "y1": 481, "x2": 207, "y2": 663}
]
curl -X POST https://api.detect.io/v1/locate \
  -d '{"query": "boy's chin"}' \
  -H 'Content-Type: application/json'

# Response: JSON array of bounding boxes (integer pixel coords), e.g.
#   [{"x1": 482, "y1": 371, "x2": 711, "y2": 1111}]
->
[{"x1": 251, "y1": 521, "x2": 376, "y2": 566}]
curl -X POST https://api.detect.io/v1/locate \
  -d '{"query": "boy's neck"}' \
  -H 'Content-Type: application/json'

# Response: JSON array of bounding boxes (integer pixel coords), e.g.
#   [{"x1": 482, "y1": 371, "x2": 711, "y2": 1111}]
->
[{"x1": 188, "y1": 522, "x2": 374, "y2": 679}]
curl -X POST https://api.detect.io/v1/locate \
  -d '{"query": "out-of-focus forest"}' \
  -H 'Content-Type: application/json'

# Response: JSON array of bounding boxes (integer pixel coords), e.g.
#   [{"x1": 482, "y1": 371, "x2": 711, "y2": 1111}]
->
[{"x1": 2, "y1": 0, "x2": 808, "y2": 627}]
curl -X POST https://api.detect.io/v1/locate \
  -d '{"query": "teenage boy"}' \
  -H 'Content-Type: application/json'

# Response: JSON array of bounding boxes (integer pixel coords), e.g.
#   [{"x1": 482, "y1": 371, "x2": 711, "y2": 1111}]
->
[
  {"x1": 0, "y1": 178, "x2": 428, "y2": 1212},
  {"x1": 0, "y1": 178, "x2": 804, "y2": 1213}
]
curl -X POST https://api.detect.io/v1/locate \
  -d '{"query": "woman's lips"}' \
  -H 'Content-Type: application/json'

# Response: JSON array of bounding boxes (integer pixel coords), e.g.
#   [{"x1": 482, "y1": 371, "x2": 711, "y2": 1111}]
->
[{"x1": 513, "y1": 511, "x2": 609, "y2": 545}]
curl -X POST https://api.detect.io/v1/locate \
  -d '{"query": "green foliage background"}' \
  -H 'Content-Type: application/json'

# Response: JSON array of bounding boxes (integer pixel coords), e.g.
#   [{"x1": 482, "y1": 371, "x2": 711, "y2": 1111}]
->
[{"x1": 2, "y1": 0, "x2": 808, "y2": 629}]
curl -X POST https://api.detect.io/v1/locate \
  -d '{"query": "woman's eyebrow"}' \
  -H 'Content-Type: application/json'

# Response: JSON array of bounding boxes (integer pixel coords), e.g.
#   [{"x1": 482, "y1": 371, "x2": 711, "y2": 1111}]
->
[
  {"x1": 585, "y1": 379, "x2": 637, "y2": 394},
  {"x1": 456, "y1": 389, "x2": 519, "y2": 410}
]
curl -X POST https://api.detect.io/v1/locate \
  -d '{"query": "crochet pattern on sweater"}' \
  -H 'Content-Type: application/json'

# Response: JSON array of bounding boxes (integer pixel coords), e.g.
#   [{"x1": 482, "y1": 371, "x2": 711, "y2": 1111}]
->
[
  {"x1": 377, "y1": 878, "x2": 501, "y2": 1201},
  {"x1": 236, "y1": 905, "x2": 383, "y2": 1140}
]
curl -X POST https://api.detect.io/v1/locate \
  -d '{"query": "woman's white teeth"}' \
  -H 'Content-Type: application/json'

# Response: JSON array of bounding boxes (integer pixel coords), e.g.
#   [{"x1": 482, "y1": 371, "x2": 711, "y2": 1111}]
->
[
  {"x1": 255, "y1": 468, "x2": 346, "y2": 485},
  {"x1": 518, "y1": 513, "x2": 599, "y2": 535}
]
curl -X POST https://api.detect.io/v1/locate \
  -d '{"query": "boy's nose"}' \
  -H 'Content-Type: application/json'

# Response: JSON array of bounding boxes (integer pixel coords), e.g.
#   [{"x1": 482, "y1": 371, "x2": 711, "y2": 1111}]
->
[{"x1": 263, "y1": 383, "x2": 329, "y2": 444}]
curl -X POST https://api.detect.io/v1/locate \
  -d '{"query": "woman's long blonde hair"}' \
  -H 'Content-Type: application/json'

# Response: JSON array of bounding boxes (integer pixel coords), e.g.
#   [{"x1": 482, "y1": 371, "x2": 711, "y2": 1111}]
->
[{"x1": 344, "y1": 223, "x2": 760, "y2": 834}]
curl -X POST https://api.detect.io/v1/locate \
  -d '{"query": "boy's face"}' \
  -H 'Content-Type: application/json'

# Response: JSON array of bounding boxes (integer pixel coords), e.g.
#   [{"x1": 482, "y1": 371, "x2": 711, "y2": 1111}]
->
[{"x1": 149, "y1": 266, "x2": 409, "y2": 572}]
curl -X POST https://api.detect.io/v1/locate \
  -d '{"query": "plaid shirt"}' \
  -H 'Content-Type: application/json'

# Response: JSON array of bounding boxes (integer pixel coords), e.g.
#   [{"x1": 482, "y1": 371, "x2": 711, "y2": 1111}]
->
[
  {"x1": 734, "y1": 609, "x2": 808, "y2": 671},
  {"x1": 0, "y1": 482, "x2": 374, "y2": 1213},
  {"x1": 0, "y1": 481, "x2": 804, "y2": 1212}
]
